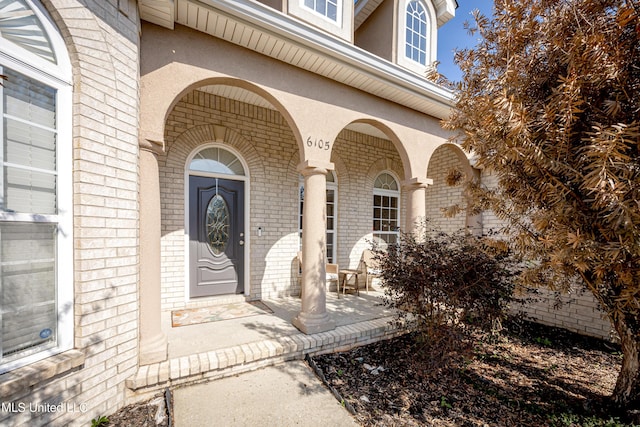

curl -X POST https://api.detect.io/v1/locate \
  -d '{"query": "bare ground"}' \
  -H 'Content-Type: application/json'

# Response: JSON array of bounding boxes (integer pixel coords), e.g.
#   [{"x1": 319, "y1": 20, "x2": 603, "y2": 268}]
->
[
  {"x1": 105, "y1": 319, "x2": 635, "y2": 427},
  {"x1": 310, "y1": 319, "x2": 634, "y2": 427}
]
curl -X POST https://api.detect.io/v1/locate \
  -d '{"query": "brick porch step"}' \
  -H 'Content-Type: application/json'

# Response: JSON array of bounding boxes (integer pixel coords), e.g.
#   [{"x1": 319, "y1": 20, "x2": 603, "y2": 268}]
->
[{"x1": 126, "y1": 315, "x2": 405, "y2": 395}]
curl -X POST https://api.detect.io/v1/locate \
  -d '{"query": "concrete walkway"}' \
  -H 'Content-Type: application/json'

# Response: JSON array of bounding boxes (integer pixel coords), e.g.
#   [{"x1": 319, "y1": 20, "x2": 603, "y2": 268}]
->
[
  {"x1": 172, "y1": 360, "x2": 358, "y2": 426},
  {"x1": 126, "y1": 288, "x2": 404, "y2": 426},
  {"x1": 127, "y1": 290, "x2": 403, "y2": 394}
]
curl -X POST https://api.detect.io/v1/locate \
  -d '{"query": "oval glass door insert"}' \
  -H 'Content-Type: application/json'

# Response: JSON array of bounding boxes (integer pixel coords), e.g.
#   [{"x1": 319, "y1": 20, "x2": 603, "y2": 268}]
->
[{"x1": 206, "y1": 195, "x2": 229, "y2": 255}]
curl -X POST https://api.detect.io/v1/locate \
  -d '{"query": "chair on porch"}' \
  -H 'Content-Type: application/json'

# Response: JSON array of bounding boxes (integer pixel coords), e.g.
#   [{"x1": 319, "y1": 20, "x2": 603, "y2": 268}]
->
[
  {"x1": 360, "y1": 249, "x2": 382, "y2": 292},
  {"x1": 338, "y1": 267, "x2": 361, "y2": 296},
  {"x1": 297, "y1": 251, "x2": 340, "y2": 297},
  {"x1": 338, "y1": 249, "x2": 382, "y2": 296}
]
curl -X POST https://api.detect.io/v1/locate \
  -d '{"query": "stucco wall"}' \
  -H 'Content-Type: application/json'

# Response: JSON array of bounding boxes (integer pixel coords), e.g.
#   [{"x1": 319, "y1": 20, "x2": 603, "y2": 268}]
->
[
  {"x1": 0, "y1": 1, "x2": 140, "y2": 426},
  {"x1": 159, "y1": 90, "x2": 405, "y2": 309},
  {"x1": 354, "y1": 0, "x2": 394, "y2": 61}
]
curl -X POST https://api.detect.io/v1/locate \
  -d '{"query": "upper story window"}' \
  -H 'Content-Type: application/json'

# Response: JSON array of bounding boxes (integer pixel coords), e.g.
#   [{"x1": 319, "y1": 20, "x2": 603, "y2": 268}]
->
[
  {"x1": 0, "y1": 0, "x2": 72, "y2": 374},
  {"x1": 396, "y1": 0, "x2": 436, "y2": 74},
  {"x1": 303, "y1": 0, "x2": 339, "y2": 21},
  {"x1": 405, "y1": 1, "x2": 427, "y2": 65},
  {"x1": 289, "y1": 0, "x2": 351, "y2": 42}
]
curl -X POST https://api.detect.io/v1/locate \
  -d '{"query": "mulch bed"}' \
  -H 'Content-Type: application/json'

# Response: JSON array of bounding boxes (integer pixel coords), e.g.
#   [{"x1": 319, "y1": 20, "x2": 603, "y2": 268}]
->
[
  {"x1": 310, "y1": 319, "x2": 629, "y2": 427},
  {"x1": 105, "y1": 393, "x2": 169, "y2": 427}
]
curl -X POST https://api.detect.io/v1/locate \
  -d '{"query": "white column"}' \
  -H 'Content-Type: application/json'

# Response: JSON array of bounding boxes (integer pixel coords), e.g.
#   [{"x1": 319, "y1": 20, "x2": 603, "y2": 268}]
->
[
  {"x1": 403, "y1": 177, "x2": 431, "y2": 235},
  {"x1": 139, "y1": 143, "x2": 168, "y2": 365},
  {"x1": 292, "y1": 160, "x2": 336, "y2": 334}
]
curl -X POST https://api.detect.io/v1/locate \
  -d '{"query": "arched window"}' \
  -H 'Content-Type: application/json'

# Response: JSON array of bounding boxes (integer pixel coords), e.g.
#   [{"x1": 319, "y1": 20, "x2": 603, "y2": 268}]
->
[
  {"x1": 299, "y1": 171, "x2": 337, "y2": 263},
  {"x1": 373, "y1": 172, "x2": 400, "y2": 244},
  {"x1": 405, "y1": 0, "x2": 428, "y2": 65},
  {"x1": 0, "y1": 0, "x2": 72, "y2": 373},
  {"x1": 396, "y1": 0, "x2": 436, "y2": 74},
  {"x1": 189, "y1": 146, "x2": 246, "y2": 176}
]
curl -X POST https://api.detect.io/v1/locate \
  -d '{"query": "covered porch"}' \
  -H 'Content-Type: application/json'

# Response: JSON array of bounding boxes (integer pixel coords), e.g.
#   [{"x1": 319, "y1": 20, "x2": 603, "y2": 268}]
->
[
  {"x1": 136, "y1": 20, "x2": 476, "y2": 369},
  {"x1": 126, "y1": 288, "x2": 404, "y2": 397}
]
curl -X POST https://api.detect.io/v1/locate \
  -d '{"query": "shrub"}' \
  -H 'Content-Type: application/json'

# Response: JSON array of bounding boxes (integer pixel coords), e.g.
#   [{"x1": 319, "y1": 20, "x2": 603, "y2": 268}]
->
[{"x1": 376, "y1": 220, "x2": 520, "y2": 365}]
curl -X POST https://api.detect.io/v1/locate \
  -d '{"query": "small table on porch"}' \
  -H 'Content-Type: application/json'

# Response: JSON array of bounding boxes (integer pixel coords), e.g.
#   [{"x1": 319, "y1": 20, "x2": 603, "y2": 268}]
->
[{"x1": 339, "y1": 269, "x2": 361, "y2": 296}]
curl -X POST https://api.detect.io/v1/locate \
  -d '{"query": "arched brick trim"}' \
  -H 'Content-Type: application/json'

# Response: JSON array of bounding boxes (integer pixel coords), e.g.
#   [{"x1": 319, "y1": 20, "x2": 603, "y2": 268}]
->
[
  {"x1": 338, "y1": 122, "x2": 412, "y2": 180},
  {"x1": 157, "y1": 124, "x2": 267, "y2": 307},
  {"x1": 365, "y1": 157, "x2": 405, "y2": 190},
  {"x1": 163, "y1": 124, "x2": 265, "y2": 184},
  {"x1": 426, "y1": 142, "x2": 474, "y2": 180},
  {"x1": 140, "y1": 71, "x2": 304, "y2": 152},
  {"x1": 331, "y1": 153, "x2": 348, "y2": 184},
  {"x1": 366, "y1": 158, "x2": 406, "y2": 232},
  {"x1": 44, "y1": 1, "x2": 118, "y2": 81},
  {"x1": 159, "y1": 123, "x2": 266, "y2": 237},
  {"x1": 425, "y1": 144, "x2": 473, "y2": 233}
]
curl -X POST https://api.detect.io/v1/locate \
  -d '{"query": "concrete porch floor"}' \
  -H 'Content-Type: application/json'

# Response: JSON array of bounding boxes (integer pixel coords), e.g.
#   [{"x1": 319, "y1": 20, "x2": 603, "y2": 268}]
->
[{"x1": 126, "y1": 287, "x2": 406, "y2": 398}]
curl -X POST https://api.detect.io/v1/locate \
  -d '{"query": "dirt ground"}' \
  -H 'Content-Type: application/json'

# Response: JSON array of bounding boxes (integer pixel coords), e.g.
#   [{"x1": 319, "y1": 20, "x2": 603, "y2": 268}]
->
[
  {"x1": 311, "y1": 319, "x2": 630, "y2": 427},
  {"x1": 104, "y1": 394, "x2": 169, "y2": 427},
  {"x1": 105, "y1": 319, "x2": 633, "y2": 427}
]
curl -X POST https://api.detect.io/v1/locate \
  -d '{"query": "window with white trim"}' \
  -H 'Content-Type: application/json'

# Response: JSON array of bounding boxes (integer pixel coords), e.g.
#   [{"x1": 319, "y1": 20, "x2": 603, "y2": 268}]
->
[
  {"x1": 373, "y1": 172, "x2": 400, "y2": 245},
  {"x1": 303, "y1": 0, "x2": 339, "y2": 22},
  {"x1": 299, "y1": 171, "x2": 337, "y2": 263},
  {"x1": 405, "y1": 0, "x2": 428, "y2": 65},
  {"x1": 189, "y1": 146, "x2": 245, "y2": 176},
  {"x1": 0, "y1": 0, "x2": 72, "y2": 373},
  {"x1": 396, "y1": 0, "x2": 436, "y2": 74}
]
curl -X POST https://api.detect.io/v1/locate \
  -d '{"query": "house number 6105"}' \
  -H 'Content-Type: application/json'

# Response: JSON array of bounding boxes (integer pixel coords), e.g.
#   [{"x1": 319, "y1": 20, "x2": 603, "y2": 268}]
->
[{"x1": 306, "y1": 137, "x2": 331, "y2": 150}]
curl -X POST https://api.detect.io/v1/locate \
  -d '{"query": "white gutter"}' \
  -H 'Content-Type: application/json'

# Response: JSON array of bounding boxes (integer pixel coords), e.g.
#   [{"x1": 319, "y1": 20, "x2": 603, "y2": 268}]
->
[{"x1": 194, "y1": 0, "x2": 455, "y2": 118}]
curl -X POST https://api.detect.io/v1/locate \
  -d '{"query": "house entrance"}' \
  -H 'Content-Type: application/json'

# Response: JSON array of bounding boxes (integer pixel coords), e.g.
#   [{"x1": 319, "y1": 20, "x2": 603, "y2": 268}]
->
[
  {"x1": 186, "y1": 144, "x2": 248, "y2": 298},
  {"x1": 188, "y1": 176, "x2": 245, "y2": 297}
]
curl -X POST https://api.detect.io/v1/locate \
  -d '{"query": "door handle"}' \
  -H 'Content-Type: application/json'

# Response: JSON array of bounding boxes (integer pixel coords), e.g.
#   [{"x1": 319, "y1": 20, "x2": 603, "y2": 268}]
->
[{"x1": 239, "y1": 240, "x2": 245, "y2": 246}]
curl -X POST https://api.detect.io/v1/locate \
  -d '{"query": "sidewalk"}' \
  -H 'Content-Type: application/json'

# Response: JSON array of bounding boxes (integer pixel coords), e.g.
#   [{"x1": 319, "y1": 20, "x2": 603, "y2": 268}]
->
[
  {"x1": 126, "y1": 288, "x2": 404, "y2": 426},
  {"x1": 172, "y1": 360, "x2": 358, "y2": 426}
]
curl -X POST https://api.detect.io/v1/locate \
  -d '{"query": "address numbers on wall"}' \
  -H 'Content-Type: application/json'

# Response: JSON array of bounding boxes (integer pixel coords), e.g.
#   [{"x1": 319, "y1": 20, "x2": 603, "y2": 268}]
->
[{"x1": 306, "y1": 137, "x2": 331, "y2": 150}]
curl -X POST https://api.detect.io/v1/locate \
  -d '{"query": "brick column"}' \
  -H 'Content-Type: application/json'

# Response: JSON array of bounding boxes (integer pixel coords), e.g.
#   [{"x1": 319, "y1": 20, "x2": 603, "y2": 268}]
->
[
  {"x1": 403, "y1": 177, "x2": 432, "y2": 234},
  {"x1": 139, "y1": 142, "x2": 168, "y2": 364},
  {"x1": 292, "y1": 160, "x2": 336, "y2": 334}
]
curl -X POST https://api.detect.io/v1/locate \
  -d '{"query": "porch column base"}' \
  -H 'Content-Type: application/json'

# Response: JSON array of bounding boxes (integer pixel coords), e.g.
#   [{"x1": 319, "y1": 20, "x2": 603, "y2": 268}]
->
[
  {"x1": 292, "y1": 312, "x2": 336, "y2": 335},
  {"x1": 139, "y1": 332, "x2": 168, "y2": 366}
]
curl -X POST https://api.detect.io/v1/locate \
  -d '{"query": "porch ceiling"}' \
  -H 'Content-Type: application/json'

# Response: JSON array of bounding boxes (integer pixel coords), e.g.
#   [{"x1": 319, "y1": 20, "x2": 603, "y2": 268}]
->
[{"x1": 139, "y1": 0, "x2": 455, "y2": 119}]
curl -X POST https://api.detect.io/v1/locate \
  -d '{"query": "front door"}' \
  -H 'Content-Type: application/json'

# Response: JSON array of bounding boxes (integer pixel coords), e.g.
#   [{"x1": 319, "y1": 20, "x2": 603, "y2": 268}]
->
[{"x1": 189, "y1": 176, "x2": 245, "y2": 297}]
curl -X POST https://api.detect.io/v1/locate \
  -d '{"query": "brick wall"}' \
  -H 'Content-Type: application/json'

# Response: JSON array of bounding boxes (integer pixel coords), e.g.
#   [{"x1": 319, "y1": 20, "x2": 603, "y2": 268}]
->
[
  {"x1": 515, "y1": 287, "x2": 613, "y2": 340},
  {"x1": 479, "y1": 171, "x2": 613, "y2": 340},
  {"x1": 478, "y1": 170, "x2": 503, "y2": 233},
  {"x1": 333, "y1": 130, "x2": 405, "y2": 270},
  {"x1": 159, "y1": 91, "x2": 404, "y2": 309},
  {"x1": 0, "y1": 1, "x2": 141, "y2": 426},
  {"x1": 425, "y1": 145, "x2": 467, "y2": 233}
]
